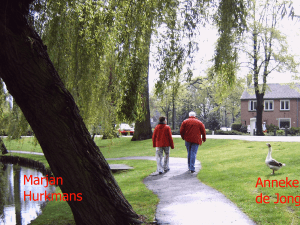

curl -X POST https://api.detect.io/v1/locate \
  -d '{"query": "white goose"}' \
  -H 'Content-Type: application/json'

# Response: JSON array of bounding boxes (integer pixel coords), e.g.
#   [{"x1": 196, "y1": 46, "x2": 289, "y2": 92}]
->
[{"x1": 265, "y1": 143, "x2": 285, "y2": 175}]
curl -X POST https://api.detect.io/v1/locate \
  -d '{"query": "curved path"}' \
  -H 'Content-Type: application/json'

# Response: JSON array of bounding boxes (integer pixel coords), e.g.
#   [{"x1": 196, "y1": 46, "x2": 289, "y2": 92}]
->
[{"x1": 107, "y1": 156, "x2": 255, "y2": 225}]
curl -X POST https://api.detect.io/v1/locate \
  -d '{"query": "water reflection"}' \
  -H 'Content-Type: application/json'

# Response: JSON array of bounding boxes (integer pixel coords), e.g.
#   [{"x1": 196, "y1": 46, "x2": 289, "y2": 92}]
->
[{"x1": 0, "y1": 163, "x2": 55, "y2": 225}]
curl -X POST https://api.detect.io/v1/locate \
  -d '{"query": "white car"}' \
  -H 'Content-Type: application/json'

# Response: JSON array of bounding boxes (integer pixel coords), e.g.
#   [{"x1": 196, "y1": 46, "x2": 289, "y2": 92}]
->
[
  {"x1": 118, "y1": 123, "x2": 134, "y2": 135},
  {"x1": 220, "y1": 127, "x2": 231, "y2": 131}
]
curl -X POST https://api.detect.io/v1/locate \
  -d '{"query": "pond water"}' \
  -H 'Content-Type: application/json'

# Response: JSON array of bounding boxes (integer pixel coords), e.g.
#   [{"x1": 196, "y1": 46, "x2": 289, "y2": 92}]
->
[{"x1": 0, "y1": 163, "x2": 56, "y2": 225}]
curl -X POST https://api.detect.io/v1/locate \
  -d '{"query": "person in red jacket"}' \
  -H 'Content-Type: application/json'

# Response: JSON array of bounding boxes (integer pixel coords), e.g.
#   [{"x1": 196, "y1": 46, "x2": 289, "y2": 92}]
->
[
  {"x1": 180, "y1": 111, "x2": 206, "y2": 173},
  {"x1": 152, "y1": 117, "x2": 174, "y2": 174}
]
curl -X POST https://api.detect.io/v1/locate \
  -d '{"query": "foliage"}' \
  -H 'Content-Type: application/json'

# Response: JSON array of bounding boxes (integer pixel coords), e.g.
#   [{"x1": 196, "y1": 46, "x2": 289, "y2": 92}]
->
[
  {"x1": 2, "y1": 0, "x2": 205, "y2": 139},
  {"x1": 239, "y1": 125, "x2": 248, "y2": 133},
  {"x1": 287, "y1": 127, "x2": 300, "y2": 136},
  {"x1": 206, "y1": 70, "x2": 245, "y2": 126},
  {"x1": 213, "y1": 0, "x2": 247, "y2": 85},
  {"x1": 39, "y1": 0, "x2": 152, "y2": 127},
  {"x1": 171, "y1": 129, "x2": 180, "y2": 135},
  {"x1": 276, "y1": 129, "x2": 285, "y2": 136},
  {"x1": 213, "y1": 0, "x2": 297, "y2": 135},
  {"x1": 214, "y1": 130, "x2": 243, "y2": 135},
  {"x1": 205, "y1": 111, "x2": 221, "y2": 131},
  {"x1": 231, "y1": 123, "x2": 242, "y2": 131},
  {"x1": 154, "y1": 0, "x2": 208, "y2": 94},
  {"x1": 266, "y1": 124, "x2": 279, "y2": 133},
  {"x1": 151, "y1": 74, "x2": 244, "y2": 130}
]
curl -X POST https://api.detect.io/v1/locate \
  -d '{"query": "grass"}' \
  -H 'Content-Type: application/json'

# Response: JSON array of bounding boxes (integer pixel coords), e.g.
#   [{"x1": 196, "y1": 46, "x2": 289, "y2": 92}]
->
[
  {"x1": 29, "y1": 160, "x2": 158, "y2": 225},
  {"x1": 2, "y1": 137, "x2": 300, "y2": 224},
  {"x1": 198, "y1": 140, "x2": 300, "y2": 224},
  {"x1": 3, "y1": 137, "x2": 43, "y2": 153},
  {"x1": 29, "y1": 187, "x2": 75, "y2": 225}
]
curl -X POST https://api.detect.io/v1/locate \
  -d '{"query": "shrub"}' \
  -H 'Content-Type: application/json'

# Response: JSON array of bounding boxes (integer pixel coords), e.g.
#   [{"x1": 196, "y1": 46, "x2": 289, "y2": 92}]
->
[
  {"x1": 206, "y1": 112, "x2": 221, "y2": 131},
  {"x1": 215, "y1": 130, "x2": 243, "y2": 135},
  {"x1": 231, "y1": 123, "x2": 242, "y2": 131},
  {"x1": 171, "y1": 129, "x2": 180, "y2": 135},
  {"x1": 287, "y1": 127, "x2": 300, "y2": 136},
  {"x1": 266, "y1": 124, "x2": 279, "y2": 133},
  {"x1": 206, "y1": 130, "x2": 213, "y2": 135},
  {"x1": 239, "y1": 125, "x2": 248, "y2": 133},
  {"x1": 276, "y1": 130, "x2": 284, "y2": 136}
]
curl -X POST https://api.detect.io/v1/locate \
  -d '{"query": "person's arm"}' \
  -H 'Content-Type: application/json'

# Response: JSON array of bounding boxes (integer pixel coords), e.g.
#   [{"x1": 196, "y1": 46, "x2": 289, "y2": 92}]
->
[
  {"x1": 200, "y1": 123, "x2": 206, "y2": 142},
  {"x1": 152, "y1": 128, "x2": 157, "y2": 147},
  {"x1": 168, "y1": 127, "x2": 174, "y2": 149},
  {"x1": 180, "y1": 122, "x2": 185, "y2": 140}
]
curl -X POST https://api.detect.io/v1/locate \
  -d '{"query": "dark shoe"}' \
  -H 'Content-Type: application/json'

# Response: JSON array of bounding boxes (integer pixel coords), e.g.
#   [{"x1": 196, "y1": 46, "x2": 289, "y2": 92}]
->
[
  {"x1": 191, "y1": 170, "x2": 195, "y2": 173},
  {"x1": 159, "y1": 172, "x2": 163, "y2": 174},
  {"x1": 164, "y1": 169, "x2": 170, "y2": 172}
]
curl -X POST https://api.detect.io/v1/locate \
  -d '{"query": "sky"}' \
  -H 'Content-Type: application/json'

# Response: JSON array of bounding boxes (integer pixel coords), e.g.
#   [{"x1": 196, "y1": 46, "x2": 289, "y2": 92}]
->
[{"x1": 148, "y1": 2, "x2": 300, "y2": 93}]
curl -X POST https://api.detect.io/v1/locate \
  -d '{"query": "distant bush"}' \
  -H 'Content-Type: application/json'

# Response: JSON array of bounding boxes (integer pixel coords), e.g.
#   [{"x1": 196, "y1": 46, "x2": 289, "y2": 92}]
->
[
  {"x1": 0, "y1": 129, "x2": 7, "y2": 136},
  {"x1": 171, "y1": 129, "x2": 180, "y2": 135},
  {"x1": 206, "y1": 112, "x2": 221, "y2": 131},
  {"x1": 239, "y1": 125, "x2": 248, "y2": 133},
  {"x1": 276, "y1": 130, "x2": 284, "y2": 136},
  {"x1": 215, "y1": 130, "x2": 243, "y2": 135},
  {"x1": 231, "y1": 123, "x2": 242, "y2": 131},
  {"x1": 266, "y1": 124, "x2": 279, "y2": 133},
  {"x1": 287, "y1": 127, "x2": 300, "y2": 136},
  {"x1": 206, "y1": 130, "x2": 212, "y2": 135}
]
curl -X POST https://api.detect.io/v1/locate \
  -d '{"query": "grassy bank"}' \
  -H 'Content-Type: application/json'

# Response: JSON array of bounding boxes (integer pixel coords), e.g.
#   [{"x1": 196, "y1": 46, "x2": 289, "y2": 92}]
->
[
  {"x1": 29, "y1": 159, "x2": 158, "y2": 225},
  {"x1": 2, "y1": 137, "x2": 300, "y2": 224}
]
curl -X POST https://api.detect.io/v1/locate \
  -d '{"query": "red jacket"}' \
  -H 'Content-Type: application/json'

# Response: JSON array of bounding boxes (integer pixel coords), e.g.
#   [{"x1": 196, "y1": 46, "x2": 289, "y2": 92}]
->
[
  {"x1": 152, "y1": 123, "x2": 174, "y2": 149},
  {"x1": 180, "y1": 116, "x2": 206, "y2": 145}
]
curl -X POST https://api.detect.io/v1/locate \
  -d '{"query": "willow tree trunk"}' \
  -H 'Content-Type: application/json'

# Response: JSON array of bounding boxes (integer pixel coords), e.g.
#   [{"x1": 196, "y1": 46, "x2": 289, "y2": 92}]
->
[
  {"x1": 0, "y1": 1, "x2": 140, "y2": 224},
  {"x1": 131, "y1": 75, "x2": 152, "y2": 140},
  {"x1": 131, "y1": 28, "x2": 152, "y2": 141}
]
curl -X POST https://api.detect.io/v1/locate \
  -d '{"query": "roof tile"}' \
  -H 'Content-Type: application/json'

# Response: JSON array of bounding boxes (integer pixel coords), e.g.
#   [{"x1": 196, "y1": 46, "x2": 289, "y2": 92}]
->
[{"x1": 241, "y1": 83, "x2": 300, "y2": 100}]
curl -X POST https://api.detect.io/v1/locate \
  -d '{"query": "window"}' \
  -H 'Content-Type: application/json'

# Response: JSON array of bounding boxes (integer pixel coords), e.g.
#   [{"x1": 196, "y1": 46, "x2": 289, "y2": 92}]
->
[
  {"x1": 264, "y1": 100, "x2": 274, "y2": 111},
  {"x1": 248, "y1": 100, "x2": 257, "y2": 111},
  {"x1": 280, "y1": 100, "x2": 290, "y2": 110},
  {"x1": 279, "y1": 118, "x2": 291, "y2": 129}
]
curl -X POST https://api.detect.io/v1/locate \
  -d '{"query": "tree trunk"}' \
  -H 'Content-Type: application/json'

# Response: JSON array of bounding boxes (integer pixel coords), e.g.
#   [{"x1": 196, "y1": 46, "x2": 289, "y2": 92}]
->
[
  {"x1": 253, "y1": 27, "x2": 264, "y2": 136},
  {"x1": 131, "y1": 27, "x2": 152, "y2": 141},
  {"x1": 255, "y1": 93, "x2": 264, "y2": 136},
  {"x1": 0, "y1": 138, "x2": 8, "y2": 154},
  {"x1": 172, "y1": 89, "x2": 176, "y2": 130},
  {"x1": 131, "y1": 74, "x2": 152, "y2": 141},
  {"x1": 0, "y1": 2, "x2": 140, "y2": 224}
]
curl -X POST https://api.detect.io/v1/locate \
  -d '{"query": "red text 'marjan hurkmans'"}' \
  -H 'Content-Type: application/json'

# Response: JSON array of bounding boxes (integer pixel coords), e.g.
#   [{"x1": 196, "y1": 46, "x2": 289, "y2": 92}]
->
[{"x1": 23, "y1": 175, "x2": 82, "y2": 201}]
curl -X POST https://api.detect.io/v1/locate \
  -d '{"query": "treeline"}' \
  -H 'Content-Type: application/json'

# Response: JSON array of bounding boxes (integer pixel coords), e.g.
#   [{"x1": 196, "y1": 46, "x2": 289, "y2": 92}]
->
[{"x1": 150, "y1": 75, "x2": 245, "y2": 131}]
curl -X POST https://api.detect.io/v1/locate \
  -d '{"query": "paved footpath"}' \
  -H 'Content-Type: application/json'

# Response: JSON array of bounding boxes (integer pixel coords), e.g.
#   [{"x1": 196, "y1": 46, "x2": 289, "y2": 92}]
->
[{"x1": 107, "y1": 156, "x2": 255, "y2": 225}]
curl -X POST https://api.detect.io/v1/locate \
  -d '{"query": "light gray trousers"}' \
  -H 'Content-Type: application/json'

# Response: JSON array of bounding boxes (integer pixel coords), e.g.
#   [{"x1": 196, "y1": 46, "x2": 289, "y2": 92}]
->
[{"x1": 156, "y1": 147, "x2": 170, "y2": 173}]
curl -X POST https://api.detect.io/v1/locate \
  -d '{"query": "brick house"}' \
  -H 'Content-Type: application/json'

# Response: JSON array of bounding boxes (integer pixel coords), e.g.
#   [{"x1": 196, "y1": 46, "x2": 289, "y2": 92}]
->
[{"x1": 240, "y1": 83, "x2": 300, "y2": 132}]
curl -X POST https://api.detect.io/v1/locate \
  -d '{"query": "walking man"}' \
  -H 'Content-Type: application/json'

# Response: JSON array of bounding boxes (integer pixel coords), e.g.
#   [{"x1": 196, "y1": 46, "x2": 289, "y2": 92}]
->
[
  {"x1": 180, "y1": 111, "x2": 206, "y2": 173},
  {"x1": 152, "y1": 117, "x2": 174, "y2": 174}
]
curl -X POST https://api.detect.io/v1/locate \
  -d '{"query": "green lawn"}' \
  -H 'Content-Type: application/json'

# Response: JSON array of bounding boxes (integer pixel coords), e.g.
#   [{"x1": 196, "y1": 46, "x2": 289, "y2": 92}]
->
[{"x1": 2, "y1": 137, "x2": 300, "y2": 224}]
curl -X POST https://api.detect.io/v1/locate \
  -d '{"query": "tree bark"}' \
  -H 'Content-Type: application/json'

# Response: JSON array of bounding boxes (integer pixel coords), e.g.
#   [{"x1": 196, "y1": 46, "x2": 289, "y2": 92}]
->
[
  {"x1": 0, "y1": 1, "x2": 140, "y2": 224},
  {"x1": 131, "y1": 76, "x2": 152, "y2": 141},
  {"x1": 255, "y1": 93, "x2": 264, "y2": 136},
  {"x1": 253, "y1": 27, "x2": 264, "y2": 136},
  {"x1": 131, "y1": 27, "x2": 152, "y2": 141},
  {"x1": 0, "y1": 138, "x2": 8, "y2": 154},
  {"x1": 172, "y1": 88, "x2": 176, "y2": 130}
]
